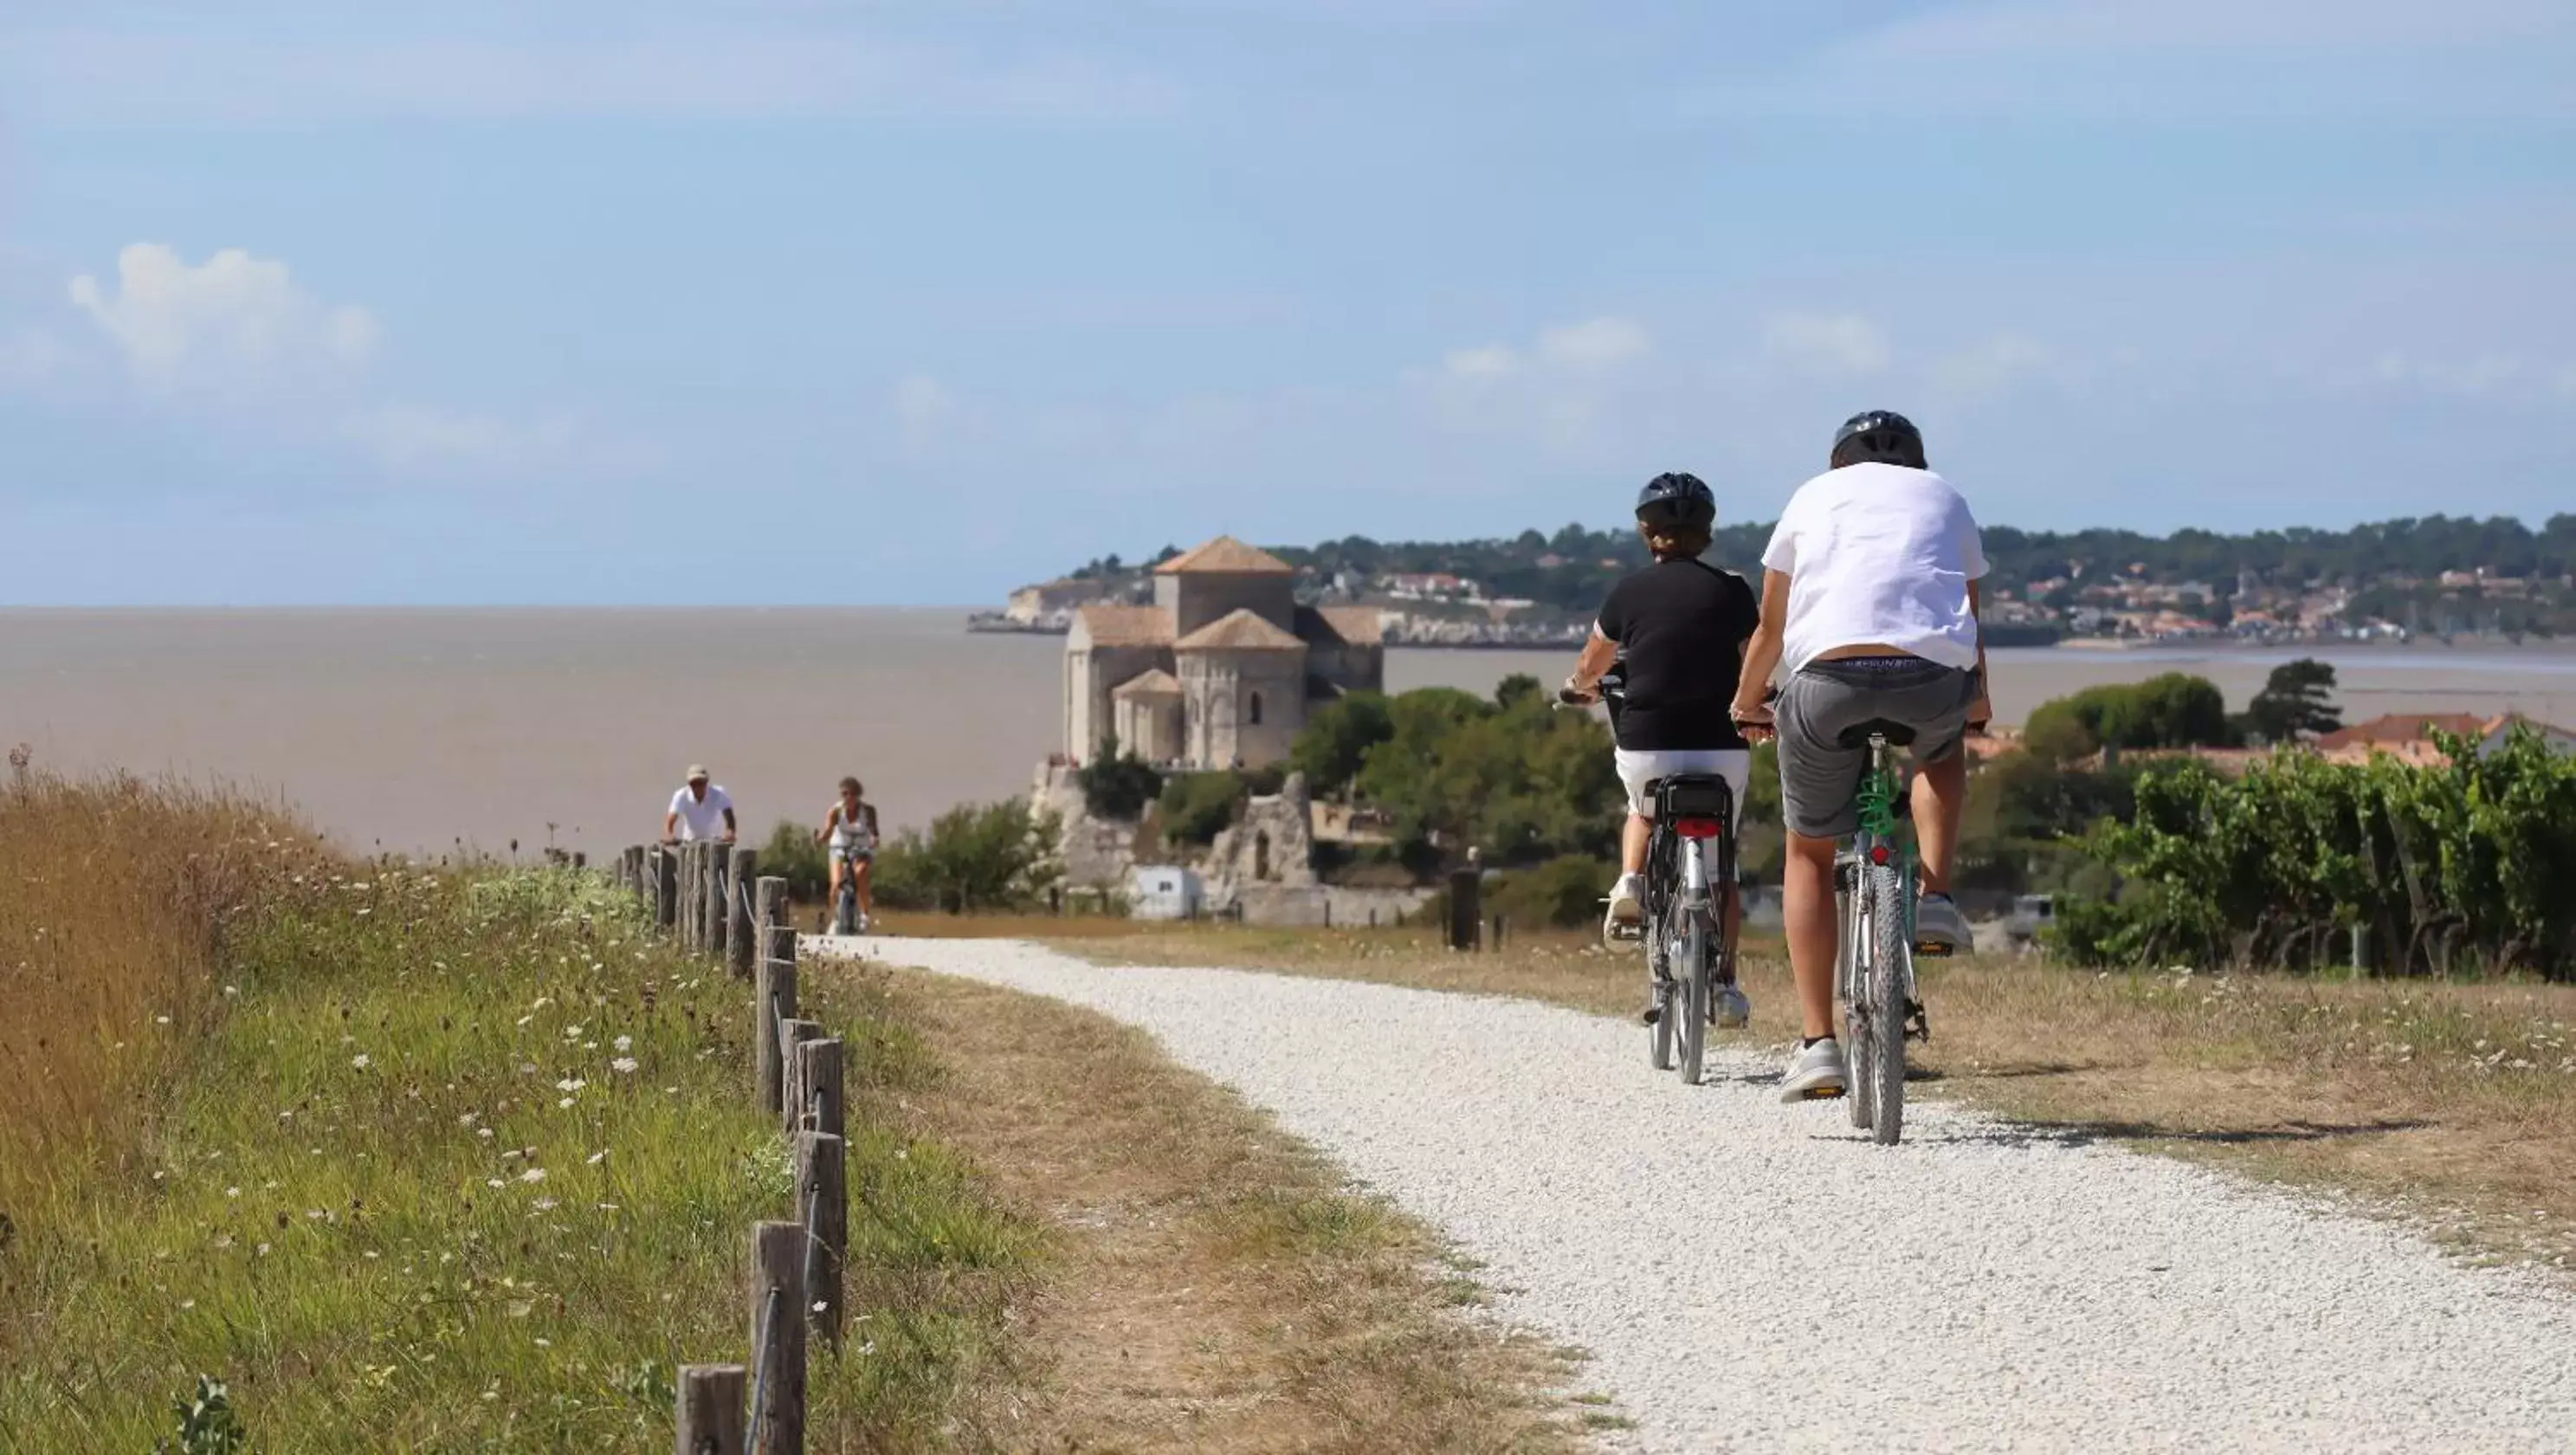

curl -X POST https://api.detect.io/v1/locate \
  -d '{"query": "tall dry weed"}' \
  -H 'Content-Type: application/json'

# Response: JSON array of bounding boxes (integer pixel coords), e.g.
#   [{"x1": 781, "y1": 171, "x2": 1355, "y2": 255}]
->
[{"x1": 0, "y1": 754, "x2": 331, "y2": 1208}]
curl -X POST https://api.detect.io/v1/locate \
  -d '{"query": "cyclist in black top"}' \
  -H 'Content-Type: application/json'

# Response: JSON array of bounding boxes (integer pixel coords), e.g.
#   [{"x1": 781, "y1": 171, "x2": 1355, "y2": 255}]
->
[{"x1": 1564, "y1": 473, "x2": 1763, "y2": 1024}]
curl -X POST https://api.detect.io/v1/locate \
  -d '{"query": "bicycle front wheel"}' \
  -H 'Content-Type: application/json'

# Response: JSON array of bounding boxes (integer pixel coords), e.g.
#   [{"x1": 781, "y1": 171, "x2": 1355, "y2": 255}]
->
[
  {"x1": 1866, "y1": 862, "x2": 1910, "y2": 1145},
  {"x1": 1677, "y1": 907, "x2": 1709, "y2": 1085}
]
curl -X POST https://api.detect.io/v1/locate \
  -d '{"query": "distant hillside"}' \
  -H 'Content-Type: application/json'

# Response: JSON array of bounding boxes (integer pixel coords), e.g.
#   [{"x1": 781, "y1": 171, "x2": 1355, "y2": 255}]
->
[{"x1": 1044, "y1": 513, "x2": 2576, "y2": 643}]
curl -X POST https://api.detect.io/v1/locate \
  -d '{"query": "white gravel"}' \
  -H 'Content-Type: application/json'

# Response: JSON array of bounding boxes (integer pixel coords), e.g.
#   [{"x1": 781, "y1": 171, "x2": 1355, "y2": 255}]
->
[{"x1": 826, "y1": 935, "x2": 2576, "y2": 1454}]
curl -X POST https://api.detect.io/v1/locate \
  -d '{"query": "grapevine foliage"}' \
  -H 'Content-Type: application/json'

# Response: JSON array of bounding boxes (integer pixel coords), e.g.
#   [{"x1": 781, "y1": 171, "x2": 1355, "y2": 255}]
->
[{"x1": 2050, "y1": 725, "x2": 2576, "y2": 978}]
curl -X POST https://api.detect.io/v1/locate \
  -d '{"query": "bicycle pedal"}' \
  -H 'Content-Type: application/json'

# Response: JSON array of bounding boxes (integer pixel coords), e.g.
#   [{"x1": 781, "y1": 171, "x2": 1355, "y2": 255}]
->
[
  {"x1": 1914, "y1": 940, "x2": 1958, "y2": 958},
  {"x1": 1605, "y1": 923, "x2": 1645, "y2": 943}
]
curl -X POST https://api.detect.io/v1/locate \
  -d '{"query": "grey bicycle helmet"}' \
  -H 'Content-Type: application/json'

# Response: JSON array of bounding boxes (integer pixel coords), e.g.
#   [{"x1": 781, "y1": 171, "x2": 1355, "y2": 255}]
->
[
  {"x1": 1635, "y1": 471, "x2": 1716, "y2": 528},
  {"x1": 1830, "y1": 410, "x2": 1927, "y2": 469}
]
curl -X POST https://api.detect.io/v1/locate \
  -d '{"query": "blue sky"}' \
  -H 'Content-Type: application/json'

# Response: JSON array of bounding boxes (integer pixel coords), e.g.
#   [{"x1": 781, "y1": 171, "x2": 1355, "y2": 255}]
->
[{"x1": 3, "y1": 0, "x2": 2572, "y2": 604}]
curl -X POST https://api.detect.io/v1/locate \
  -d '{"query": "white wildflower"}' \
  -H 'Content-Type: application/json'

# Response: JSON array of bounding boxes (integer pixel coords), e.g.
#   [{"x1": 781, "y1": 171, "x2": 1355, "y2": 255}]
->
[
  {"x1": 351, "y1": 1053, "x2": 371, "y2": 1070},
  {"x1": 614, "y1": 1035, "x2": 633, "y2": 1052},
  {"x1": 610, "y1": 1057, "x2": 638, "y2": 1075},
  {"x1": 585, "y1": 1151, "x2": 607, "y2": 1166},
  {"x1": 520, "y1": 1167, "x2": 547, "y2": 1183}
]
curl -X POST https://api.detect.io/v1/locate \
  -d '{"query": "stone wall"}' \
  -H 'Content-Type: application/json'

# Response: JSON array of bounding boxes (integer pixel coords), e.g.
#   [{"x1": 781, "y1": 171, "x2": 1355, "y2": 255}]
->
[
  {"x1": 1179, "y1": 651, "x2": 1309, "y2": 768},
  {"x1": 1157, "y1": 570, "x2": 1296, "y2": 638}
]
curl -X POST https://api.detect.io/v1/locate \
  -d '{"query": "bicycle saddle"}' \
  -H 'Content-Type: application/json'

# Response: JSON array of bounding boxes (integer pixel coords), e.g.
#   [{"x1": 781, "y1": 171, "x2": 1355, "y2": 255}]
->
[{"x1": 1834, "y1": 720, "x2": 1920, "y2": 748}]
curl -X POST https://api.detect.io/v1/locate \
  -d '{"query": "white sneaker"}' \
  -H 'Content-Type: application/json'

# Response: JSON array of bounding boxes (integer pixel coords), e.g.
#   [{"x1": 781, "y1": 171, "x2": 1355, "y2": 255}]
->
[
  {"x1": 1714, "y1": 984, "x2": 1752, "y2": 1029},
  {"x1": 1914, "y1": 893, "x2": 1968, "y2": 955},
  {"x1": 1779, "y1": 1038, "x2": 1848, "y2": 1102},
  {"x1": 1603, "y1": 873, "x2": 1646, "y2": 939}
]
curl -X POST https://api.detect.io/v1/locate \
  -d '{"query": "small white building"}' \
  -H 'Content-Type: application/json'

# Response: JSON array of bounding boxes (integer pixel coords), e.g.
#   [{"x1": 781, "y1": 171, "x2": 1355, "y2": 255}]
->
[{"x1": 1129, "y1": 865, "x2": 1204, "y2": 921}]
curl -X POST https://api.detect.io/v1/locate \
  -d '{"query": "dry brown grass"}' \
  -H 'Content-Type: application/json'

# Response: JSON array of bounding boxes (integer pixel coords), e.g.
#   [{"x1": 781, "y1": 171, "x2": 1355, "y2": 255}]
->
[
  {"x1": 854, "y1": 960, "x2": 1595, "y2": 1452},
  {"x1": 1045, "y1": 922, "x2": 2576, "y2": 1277},
  {"x1": 0, "y1": 762, "x2": 332, "y2": 1211}
]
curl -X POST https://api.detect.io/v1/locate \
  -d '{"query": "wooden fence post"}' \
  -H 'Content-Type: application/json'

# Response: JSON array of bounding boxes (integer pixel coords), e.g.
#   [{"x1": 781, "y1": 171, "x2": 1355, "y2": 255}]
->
[
  {"x1": 707, "y1": 845, "x2": 733, "y2": 960},
  {"x1": 796, "y1": 1038, "x2": 844, "y2": 1141},
  {"x1": 727, "y1": 848, "x2": 760, "y2": 980},
  {"x1": 755, "y1": 955, "x2": 799, "y2": 1113},
  {"x1": 748, "y1": 1221, "x2": 806, "y2": 1455},
  {"x1": 797, "y1": 1131, "x2": 848, "y2": 1349},
  {"x1": 753, "y1": 876, "x2": 787, "y2": 964},
  {"x1": 675, "y1": 1363, "x2": 746, "y2": 1455},
  {"x1": 680, "y1": 843, "x2": 700, "y2": 947},
  {"x1": 695, "y1": 842, "x2": 717, "y2": 954},
  {"x1": 778, "y1": 1019, "x2": 824, "y2": 1134},
  {"x1": 655, "y1": 846, "x2": 679, "y2": 932}
]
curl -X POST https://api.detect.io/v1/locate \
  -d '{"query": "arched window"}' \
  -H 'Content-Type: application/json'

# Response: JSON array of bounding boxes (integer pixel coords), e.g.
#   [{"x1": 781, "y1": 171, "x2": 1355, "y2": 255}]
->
[{"x1": 1248, "y1": 691, "x2": 1264, "y2": 726}]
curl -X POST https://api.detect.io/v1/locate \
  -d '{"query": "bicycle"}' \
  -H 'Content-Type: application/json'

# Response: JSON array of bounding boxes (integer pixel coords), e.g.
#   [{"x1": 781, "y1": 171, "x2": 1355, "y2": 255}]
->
[
  {"x1": 1559, "y1": 679, "x2": 1742, "y2": 1086},
  {"x1": 830, "y1": 841, "x2": 872, "y2": 936},
  {"x1": 1834, "y1": 727, "x2": 1946, "y2": 1145}
]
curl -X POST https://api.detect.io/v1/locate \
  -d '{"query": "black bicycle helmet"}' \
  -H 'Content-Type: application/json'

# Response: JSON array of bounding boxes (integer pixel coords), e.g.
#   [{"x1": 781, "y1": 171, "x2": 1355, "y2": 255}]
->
[
  {"x1": 1830, "y1": 410, "x2": 1927, "y2": 469},
  {"x1": 1635, "y1": 471, "x2": 1716, "y2": 528}
]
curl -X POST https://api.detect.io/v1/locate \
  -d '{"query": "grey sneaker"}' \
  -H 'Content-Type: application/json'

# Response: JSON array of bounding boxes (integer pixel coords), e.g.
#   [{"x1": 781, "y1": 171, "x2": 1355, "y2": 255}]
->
[
  {"x1": 1779, "y1": 1038, "x2": 1848, "y2": 1102},
  {"x1": 1604, "y1": 873, "x2": 1646, "y2": 940},
  {"x1": 1914, "y1": 892, "x2": 1968, "y2": 955},
  {"x1": 1714, "y1": 983, "x2": 1752, "y2": 1029}
]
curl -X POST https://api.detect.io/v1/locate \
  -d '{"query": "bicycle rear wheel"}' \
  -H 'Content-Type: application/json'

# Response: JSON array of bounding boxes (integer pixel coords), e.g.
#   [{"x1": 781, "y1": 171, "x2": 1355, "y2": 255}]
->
[
  {"x1": 1647, "y1": 922, "x2": 1676, "y2": 1070},
  {"x1": 1866, "y1": 863, "x2": 1910, "y2": 1145},
  {"x1": 1676, "y1": 907, "x2": 1709, "y2": 1085},
  {"x1": 1842, "y1": 863, "x2": 1875, "y2": 1129}
]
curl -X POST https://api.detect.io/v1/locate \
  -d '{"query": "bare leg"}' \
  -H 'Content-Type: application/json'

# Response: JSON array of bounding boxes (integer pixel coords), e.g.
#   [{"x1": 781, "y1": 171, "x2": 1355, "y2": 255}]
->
[
  {"x1": 1783, "y1": 831, "x2": 1839, "y2": 1039},
  {"x1": 827, "y1": 857, "x2": 844, "y2": 906},
  {"x1": 1911, "y1": 752, "x2": 1967, "y2": 895},
  {"x1": 1622, "y1": 812, "x2": 1652, "y2": 875},
  {"x1": 855, "y1": 858, "x2": 875, "y2": 919}
]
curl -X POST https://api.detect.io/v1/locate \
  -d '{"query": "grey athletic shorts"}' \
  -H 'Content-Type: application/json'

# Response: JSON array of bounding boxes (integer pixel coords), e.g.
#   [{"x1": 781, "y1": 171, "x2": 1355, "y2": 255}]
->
[{"x1": 1775, "y1": 656, "x2": 1980, "y2": 839}]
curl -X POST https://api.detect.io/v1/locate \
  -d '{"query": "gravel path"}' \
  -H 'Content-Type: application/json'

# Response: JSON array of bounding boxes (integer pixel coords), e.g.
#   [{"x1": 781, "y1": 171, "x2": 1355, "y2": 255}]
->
[{"x1": 828, "y1": 936, "x2": 2576, "y2": 1453}]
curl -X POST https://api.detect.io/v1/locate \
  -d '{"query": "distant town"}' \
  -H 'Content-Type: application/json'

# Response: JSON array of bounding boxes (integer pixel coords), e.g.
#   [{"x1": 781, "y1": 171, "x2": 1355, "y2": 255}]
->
[{"x1": 973, "y1": 513, "x2": 2576, "y2": 648}]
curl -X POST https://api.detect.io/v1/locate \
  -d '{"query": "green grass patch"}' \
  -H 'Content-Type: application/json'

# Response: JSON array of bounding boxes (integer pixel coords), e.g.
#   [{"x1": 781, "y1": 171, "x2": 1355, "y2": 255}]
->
[{"x1": 0, "y1": 867, "x2": 1038, "y2": 1453}]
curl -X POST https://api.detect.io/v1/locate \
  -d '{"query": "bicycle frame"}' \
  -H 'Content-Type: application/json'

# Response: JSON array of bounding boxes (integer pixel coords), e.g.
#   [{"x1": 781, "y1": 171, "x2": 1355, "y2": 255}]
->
[{"x1": 1837, "y1": 738, "x2": 1922, "y2": 1041}]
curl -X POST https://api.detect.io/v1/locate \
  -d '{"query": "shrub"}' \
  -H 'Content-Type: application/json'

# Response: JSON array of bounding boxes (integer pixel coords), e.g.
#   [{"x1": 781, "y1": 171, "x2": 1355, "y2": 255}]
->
[
  {"x1": 1158, "y1": 772, "x2": 1244, "y2": 846},
  {"x1": 2024, "y1": 673, "x2": 2234, "y2": 760},
  {"x1": 875, "y1": 799, "x2": 1062, "y2": 913},
  {"x1": 761, "y1": 820, "x2": 830, "y2": 902},
  {"x1": 1491, "y1": 855, "x2": 1617, "y2": 928},
  {"x1": 1291, "y1": 694, "x2": 1394, "y2": 797},
  {"x1": 1079, "y1": 735, "x2": 1164, "y2": 820}
]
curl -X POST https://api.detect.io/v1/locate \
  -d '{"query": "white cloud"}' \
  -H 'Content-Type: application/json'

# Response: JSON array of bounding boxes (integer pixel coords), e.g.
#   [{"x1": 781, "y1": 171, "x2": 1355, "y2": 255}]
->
[
  {"x1": 49, "y1": 242, "x2": 649, "y2": 478},
  {"x1": 1534, "y1": 316, "x2": 1651, "y2": 372},
  {"x1": 1417, "y1": 314, "x2": 1655, "y2": 449},
  {"x1": 68, "y1": 244, "x2": 375, "y2": 398},
  {"x1": 1762, "y1": 313, "x2": 1889, "y2": 379},
  {"x1": 1930, "y1": 333, "x2": 2053, "y2": 400},
  {"x1": 2373, "y1": 352, "x2": 2541, "y2": 397}
]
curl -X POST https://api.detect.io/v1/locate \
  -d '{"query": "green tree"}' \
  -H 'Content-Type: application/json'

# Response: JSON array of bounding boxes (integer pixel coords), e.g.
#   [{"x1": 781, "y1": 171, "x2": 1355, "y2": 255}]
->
[
  {"x1": 1078, "y1": 734, "x2": 1165, "y2": 819},
  {"x1": 2239, "y1": 657, "x2": 2342, "y2": 743},
  {"x1": 1157, "y1": 772, "x2": 1243, "y2": 845},
  {"x1": 874, "y1": 799, "x2": 1062, "y2": 913},
  {"x1": 2022, "y1": 674, "x2": 2234, "y2": 760},
  {"x1": 1290, "y1": 693, "x2": 1395, "y2": 796}
]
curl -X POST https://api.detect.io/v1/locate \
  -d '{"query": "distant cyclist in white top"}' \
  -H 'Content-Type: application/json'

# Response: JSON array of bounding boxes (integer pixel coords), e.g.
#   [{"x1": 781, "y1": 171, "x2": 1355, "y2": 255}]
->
[
  {"x1": 662, "y1": 765, "x2": 738, "y2": 844},
  {"x1": 813, "y1": 776, "x2": 880, "y2": 929},
  {"x1": 1730, "y1": 411, "x2": 1992, "y2": 1103}
]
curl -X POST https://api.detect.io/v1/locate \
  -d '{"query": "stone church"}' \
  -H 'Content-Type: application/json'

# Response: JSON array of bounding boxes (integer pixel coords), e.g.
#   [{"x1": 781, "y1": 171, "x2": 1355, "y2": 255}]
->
[{"x1": 1062, "y1": 536, "x2": 1384, "y2": 769}]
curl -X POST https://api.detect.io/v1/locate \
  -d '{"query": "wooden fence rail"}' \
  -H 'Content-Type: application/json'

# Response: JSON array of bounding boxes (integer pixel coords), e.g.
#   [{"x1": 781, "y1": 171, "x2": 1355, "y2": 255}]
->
[{"x1": 614, "y1": 850, "x2": 843, "y2": 1454}]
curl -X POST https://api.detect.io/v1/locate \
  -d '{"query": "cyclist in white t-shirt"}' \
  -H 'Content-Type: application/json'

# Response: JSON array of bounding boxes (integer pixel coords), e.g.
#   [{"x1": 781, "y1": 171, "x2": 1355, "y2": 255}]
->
[
  {"x1": 1729, "y1": 411, "x2": 1992, "y2": 1102},
  {"x1": 662, "y1": 765, "x2": 738, "y2": 844}
]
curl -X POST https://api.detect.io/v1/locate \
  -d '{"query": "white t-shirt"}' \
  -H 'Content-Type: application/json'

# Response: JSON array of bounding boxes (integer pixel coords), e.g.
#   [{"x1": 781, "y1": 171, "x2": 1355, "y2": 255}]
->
[
  {"x1": 1760, "y1": 462, "x2": 1987, "y2": 674},
  {"x1": 668, "y1": 784, "x2": 733, "y2": 841}
]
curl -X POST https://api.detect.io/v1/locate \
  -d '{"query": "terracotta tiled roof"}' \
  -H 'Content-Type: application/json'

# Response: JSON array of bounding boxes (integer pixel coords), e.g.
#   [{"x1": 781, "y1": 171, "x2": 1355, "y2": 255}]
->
[
  {"x1": 1299, "y1": 605, "x2": 1385, "y2": 646},
  {"x1": 1071, "y1": 605, "x2": 1173, "y2": 648},
  {"x1": 2316, "y1": 714, "x2": 2486, "y2": 751},
  {"x1": 1111, "y1": 669, "x2": 1184, "y2": 698},
  {"x1": 1174, "y1": 608, "x2": 1307, "y2": 652},
  {"x1": 1154, "y1": 535, "x2": 1294, "y2": 576}
]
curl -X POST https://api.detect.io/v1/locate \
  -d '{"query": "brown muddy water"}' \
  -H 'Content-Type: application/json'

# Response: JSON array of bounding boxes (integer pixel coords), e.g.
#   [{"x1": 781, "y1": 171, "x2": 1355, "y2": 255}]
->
[{"x1": 5, "y1": 609, "x2": 2573, "y2": 860}]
